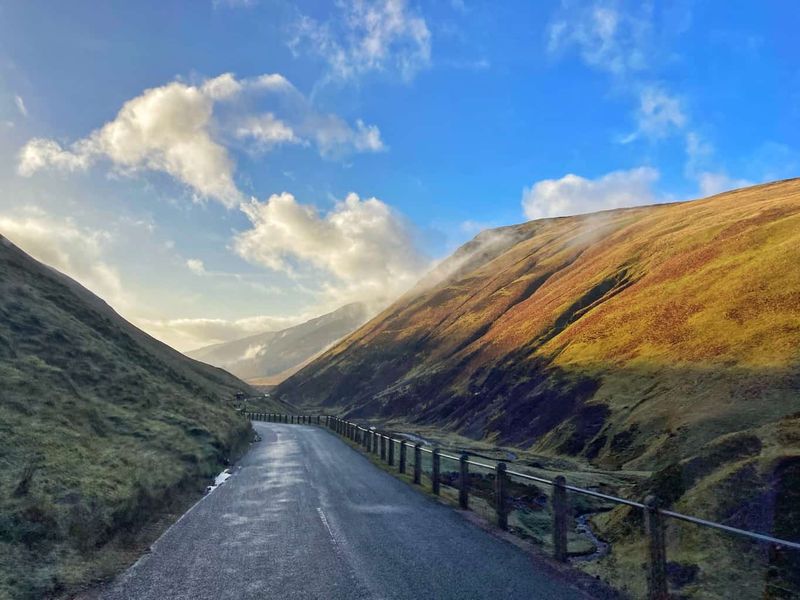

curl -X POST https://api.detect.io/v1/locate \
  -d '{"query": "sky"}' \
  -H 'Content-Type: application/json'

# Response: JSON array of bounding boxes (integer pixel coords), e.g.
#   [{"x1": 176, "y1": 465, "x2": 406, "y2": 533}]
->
[{"x1": 1, "y1": 0, "x2": 798, "y2": 351}]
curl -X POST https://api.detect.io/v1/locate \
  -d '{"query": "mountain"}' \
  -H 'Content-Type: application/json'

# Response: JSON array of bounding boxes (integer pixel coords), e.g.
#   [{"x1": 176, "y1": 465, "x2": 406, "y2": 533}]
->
[
  {"x1": 277, "y1": 179, "x2": 800, "y2": 594},
  {"x1": 0, "y1": 235, "x2": 269, "y2": 599},
  {"x1": 187, "y1": 303, "x2": 369, "y2": 383}
]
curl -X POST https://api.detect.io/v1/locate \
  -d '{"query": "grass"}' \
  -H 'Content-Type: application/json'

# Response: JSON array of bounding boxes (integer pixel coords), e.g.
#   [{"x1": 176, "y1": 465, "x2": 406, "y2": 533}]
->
[{"x1": 0, "y1": 235, "x2": 283, "y2": 599}]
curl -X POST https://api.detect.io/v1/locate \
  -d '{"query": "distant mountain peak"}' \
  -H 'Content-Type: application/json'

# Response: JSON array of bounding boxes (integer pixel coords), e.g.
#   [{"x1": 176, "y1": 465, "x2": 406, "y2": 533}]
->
[{"x1": 186, "y1": 302, "x2": 370, "y2": 383}]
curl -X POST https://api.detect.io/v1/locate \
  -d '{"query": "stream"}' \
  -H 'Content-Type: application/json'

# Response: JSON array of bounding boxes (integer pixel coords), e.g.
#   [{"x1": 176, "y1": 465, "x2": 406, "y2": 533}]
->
[{"x1": 571, "y1": 512, "x2": 610, "y2": 562}]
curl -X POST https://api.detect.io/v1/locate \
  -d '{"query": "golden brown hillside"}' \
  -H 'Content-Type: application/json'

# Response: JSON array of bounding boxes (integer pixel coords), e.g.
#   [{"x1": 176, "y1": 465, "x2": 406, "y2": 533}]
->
[
  {"x1": 280, "y1": 178, "x2": 800, "y2": 461},
  {"x1": 278, "y1": 179, "x2": 800, "y2": 595}
]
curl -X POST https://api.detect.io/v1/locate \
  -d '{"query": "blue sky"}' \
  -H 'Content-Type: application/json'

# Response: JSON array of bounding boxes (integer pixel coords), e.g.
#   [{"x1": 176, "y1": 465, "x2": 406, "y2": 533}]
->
[{"x1": 1, "y1": 0, "x2": 798, "y2": 350}]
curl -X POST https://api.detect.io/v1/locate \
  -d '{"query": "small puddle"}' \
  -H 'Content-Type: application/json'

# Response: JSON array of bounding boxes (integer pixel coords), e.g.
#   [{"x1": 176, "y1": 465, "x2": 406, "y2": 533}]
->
[{"x1": 206, "y1": 468, "x2": 232, "y2": 494}]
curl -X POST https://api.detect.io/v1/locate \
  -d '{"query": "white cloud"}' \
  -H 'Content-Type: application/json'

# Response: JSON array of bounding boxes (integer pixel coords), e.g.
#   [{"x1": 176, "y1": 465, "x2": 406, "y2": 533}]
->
[
  {"x1": 304, "y1": 115, "x2": 386, "y2": 158},
  {"x1": 234, "y1": 191, "x2": 428, "y2": 307},
  {"x1": 696, "y1": 172, "x2": 753, "y2": 197},
  {"x1": 0, "y1": 213, "x2": 124, "y2": 306},
  {"x1": 212, "y1": 0, "x2": 256, "y2": 8},
  {"x1": 622, "y1": 85, "x2": 686, "y2": 142},
  {"x1": 186, "y1": 258, "x2": 207, "y2": 275},
  {"x1": 241, "y1": 343, "x2": 264, "y2": 360},
  {"x1": 201, "y1": 72, "x2": 244, "y2": 100},
  {"x1": 18, "y1": 73, "x2": 384, "y2": 204},
  {"x1": 235, "y1": 113, "x2": 300, "y2": 149},
  {"x1": 684, "y1": 131, "x2": 714, "y2": 175},
  {"x1": 139, "y1": 313, "x2": 310, "y2": 351},
  {"x1": 290, "y1": 0, "x2": 431, "y2": 83},
  {"x1": 18, "y1": 138, "x2": 95, "y2": 174},
  {"x1": 547, "y1": 0, "x2": 651, "y2": 77},
  {"x1": 14, "y1": 95, "x2": 28, "y2": 117},
  {"x1": 18, "y1": 77, "x2": 242, "y2": 207},
  {"x1": 522, "y1": 167, "x2": 660, "y2": 220}
]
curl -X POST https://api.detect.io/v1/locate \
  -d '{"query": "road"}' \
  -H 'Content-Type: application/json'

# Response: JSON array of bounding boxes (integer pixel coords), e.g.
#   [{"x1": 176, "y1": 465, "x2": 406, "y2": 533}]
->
[{"x1": 101, "y1": 423, "x2": 597, "y2": 600}]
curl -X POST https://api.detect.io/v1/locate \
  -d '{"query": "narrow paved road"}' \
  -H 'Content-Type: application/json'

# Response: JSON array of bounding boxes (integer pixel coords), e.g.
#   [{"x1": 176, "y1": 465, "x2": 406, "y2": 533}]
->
[{"x1": 101, "y1": 423, "x2": 593, "y2": 599}]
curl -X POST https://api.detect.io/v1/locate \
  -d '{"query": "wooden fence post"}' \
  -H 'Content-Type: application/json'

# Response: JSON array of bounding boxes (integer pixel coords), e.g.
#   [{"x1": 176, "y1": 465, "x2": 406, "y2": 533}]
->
[
  {"x1": 388, "y1": 438, "x2": 395, "y2": 466},
  {"x1": 399, "y1": 441, "x2": 407, "y2": 474},
  {"x1": 552, "y1": 475, "x2": 568, "y2": 562},
  {"x1": 414, "y1": 444, "x2": 422, "y2": 484},
  {"x1": 495, "y1": 462, "x2": 508, "y2": 530},
  {"x1": 459, "y1": 453, "x2": 470, "y2": 509},
  {"x1": 380, "y1": 435, "x2": 387, "y2": 461},
  {"x1": 432, "y1": 449, "x2": 441, "y2": 495},
  {"x1": 644, "y1": 495, "x2": 668, "y2": 600}
]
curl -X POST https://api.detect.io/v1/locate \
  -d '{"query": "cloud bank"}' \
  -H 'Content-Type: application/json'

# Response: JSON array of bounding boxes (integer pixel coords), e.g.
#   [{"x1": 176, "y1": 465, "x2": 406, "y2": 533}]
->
[
  {"x1": 234, "y1": 191, "x2": 429, "y2": 307},
  {"x1": 522, "y1": 167, "x2": 659, "y2": 220},
  {"x1": 17, "y1": 73, "x2": 384, "y2": 206},
  {"x1": 139, "y1": 313, "x2": 311, "y2": 351},
  {"x1": 0, "y1": 212, "x2": 124, "y2": 306}
]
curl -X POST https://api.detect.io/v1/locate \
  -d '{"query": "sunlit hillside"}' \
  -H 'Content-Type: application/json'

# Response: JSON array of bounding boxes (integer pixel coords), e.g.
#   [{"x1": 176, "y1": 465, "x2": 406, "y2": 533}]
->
[{"x1": 278, "y1": 178, "x2": 800, "y2": 596}]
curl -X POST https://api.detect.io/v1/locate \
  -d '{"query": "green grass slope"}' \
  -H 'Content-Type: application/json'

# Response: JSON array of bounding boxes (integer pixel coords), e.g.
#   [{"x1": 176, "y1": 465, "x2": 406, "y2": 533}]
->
[
  {"x1": 278, "y1": 179, "x2": 800, "y2": 597},
  {"x1": 0, "y1": 235, "x2": 272, "y2": 599}
]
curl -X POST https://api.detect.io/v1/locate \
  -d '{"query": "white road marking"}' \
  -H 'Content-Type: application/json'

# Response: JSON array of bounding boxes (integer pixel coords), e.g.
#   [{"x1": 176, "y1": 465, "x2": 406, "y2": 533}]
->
[{"x1": 317, "y1": 507, "x2": 337, "y2": 545}]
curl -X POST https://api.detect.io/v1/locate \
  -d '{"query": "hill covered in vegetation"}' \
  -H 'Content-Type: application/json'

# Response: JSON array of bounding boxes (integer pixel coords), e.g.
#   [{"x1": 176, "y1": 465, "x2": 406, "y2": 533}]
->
[
  {"x1": 0, "y1": 235, "x2": 269, "y2": 599},
  {"x1": 278, "y1": 179, "x2": 800, "y2": 596}
]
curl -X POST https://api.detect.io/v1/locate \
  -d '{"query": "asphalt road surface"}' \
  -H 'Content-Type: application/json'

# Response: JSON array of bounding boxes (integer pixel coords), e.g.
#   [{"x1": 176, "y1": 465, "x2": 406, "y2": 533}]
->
[{"x1": 101, "y1": 423, "x2": 595, "y2": 600}]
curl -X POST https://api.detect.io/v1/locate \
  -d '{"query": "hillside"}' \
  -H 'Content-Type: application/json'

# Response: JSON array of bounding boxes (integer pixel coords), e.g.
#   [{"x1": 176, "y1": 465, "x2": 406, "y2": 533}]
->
[
  {"x1": 277, "y1": 179, "x2": 800, "y2": 595},
  {"x1": 0, "y1": 235, "x2": 272, "y2": 599},
  {"x1": 187, "y1": 303, "x2": 368, "y2": 383}
]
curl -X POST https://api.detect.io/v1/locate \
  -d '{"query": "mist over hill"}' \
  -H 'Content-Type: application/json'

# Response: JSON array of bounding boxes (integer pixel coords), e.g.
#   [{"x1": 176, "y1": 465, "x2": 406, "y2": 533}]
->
[
  {"x1": 0, "y1": 235, "x2": 268, "y2": 599},
  {"x1": 187, "y1": 303, "x2": 369, "y2": 384}
]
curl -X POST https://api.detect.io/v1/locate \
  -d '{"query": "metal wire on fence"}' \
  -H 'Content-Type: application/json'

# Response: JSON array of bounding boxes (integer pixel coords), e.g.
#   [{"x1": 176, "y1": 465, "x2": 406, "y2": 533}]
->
[{"x1": 249, "y1": 413, "x2": 800, "y2": 599}]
